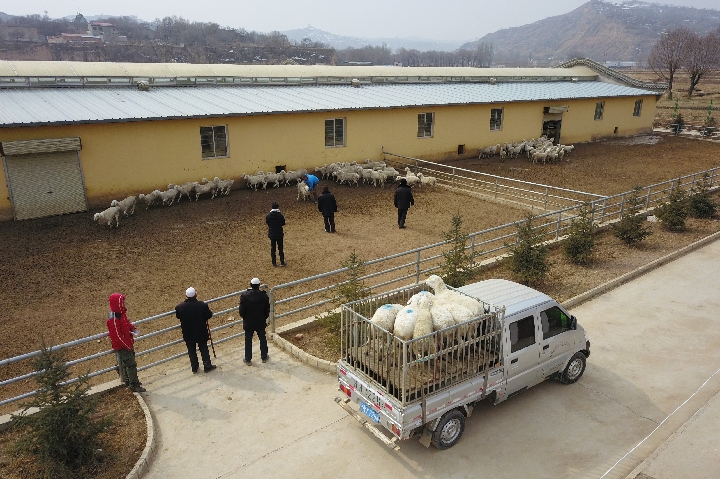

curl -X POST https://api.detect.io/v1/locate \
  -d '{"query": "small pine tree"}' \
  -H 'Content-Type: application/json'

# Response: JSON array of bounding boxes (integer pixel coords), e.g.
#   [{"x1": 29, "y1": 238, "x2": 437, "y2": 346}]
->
[
  {"x1": 688, "y1": 174, "x2": 716, "y2": 219},
  {"x1": 440, "y1": 213, "x2": 474, "y2": 287},
  {"x1": 319, "y1": 250, "x2": 369, "y2": 350},
  {"x1": 655, "y1": 187, "x2": 688, "y2": 231},
  {"x1": 11, "y1": 345, "x2": 110, "y2": 479},
  {"x1": 564, "y1": 203, "x2": 596, "y2": 265},
  {"x1": 507, "y1": 213, "x2": 549, "y2": 286},
  {"x1": 613, "y1": 186, "x2": 652, "y2": 246}
]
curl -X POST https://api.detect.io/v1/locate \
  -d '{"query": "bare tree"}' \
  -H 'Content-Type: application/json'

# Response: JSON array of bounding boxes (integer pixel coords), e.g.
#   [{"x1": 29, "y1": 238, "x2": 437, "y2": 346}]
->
[
  {"x1": 648, "y1": 27, "x2": 693, "y2": 100},
  {"x1": 682, "y1": 31, "x2": 720, "y2": 98}
]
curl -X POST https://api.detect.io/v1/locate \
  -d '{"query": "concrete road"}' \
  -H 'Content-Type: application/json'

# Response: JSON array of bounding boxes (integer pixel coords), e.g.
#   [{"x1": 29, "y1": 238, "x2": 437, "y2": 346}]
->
[{"x1": 140, "y1": 240, "x2": 720, "y2": 479}]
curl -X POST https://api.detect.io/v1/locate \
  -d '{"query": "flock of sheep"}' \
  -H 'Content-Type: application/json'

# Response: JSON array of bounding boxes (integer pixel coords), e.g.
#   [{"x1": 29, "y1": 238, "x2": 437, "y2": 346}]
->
[
  {"x1": 480, "y1": 136, "x2": 575, "y2": 164},
  {"x1": 92, "y1": 177, "x2": 234, "y2": 228},
  {"x1": 312, "y1": 159, "x2": 437, "y2": 189},
  {"x1": 369, "y1": 275, "x2": 485, "y2": 355}
]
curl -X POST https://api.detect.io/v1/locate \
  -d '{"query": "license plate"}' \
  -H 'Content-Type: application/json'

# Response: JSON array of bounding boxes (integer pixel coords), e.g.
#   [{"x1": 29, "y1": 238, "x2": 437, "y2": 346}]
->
[{"x1": 359, "y1": 401, "x2": 380, "y2": 423}]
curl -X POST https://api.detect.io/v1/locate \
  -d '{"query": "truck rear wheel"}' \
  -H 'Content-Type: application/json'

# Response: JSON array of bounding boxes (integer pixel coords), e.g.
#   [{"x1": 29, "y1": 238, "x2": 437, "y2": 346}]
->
[
  {"x1": 560, "y1": 352, "x2": 586, "y2": 384},
  {"x1": 432, "y1": 409, "x2": 465, "y2": 449}
]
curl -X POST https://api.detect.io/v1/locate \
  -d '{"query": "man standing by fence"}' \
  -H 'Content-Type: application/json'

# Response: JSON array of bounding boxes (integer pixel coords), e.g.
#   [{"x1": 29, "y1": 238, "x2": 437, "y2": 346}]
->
[
  {"x1": 239, "y1": 277, "x2": 270, "y2": 366},
  {"x1": 394, "y1": 178, "x2": 414, "y2": 229},
  {"x1": 175, "y1": 287, "x2": 217, "y2": 374},
  {"x1": 266, "y1": 202, "x2": 287, "y2": 267},
  {"x1": 106, "y1": 293, "x2": 145, "y2": 392},
  {"x1": 318, "y1": 186, "x2": 337, "y2": 233}
]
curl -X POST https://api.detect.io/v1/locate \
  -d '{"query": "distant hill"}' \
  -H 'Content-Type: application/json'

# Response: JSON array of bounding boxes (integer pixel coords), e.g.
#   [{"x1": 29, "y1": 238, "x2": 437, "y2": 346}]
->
[
  {"x1": 0, "y1": 11, "x2": 14, "y2": 21},
  {"x1": 282, "y1": 26, "x2": 462, "y2": 52},
  {"x1": 461, "y1": 0, "x2": 720, "y2": 65}
]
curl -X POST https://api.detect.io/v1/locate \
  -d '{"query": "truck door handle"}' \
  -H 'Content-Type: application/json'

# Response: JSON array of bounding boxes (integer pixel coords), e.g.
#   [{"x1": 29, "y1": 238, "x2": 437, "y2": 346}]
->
[
  {"x1": 543, "y1": 345, "x2": 549, "y2": 350},
  {"x1": 511, "y1": 358, "x2": 518, "y2": 364}
]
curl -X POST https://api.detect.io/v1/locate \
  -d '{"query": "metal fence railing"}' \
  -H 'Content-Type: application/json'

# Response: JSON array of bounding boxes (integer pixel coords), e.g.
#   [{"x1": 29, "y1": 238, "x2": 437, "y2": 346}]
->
[
  {"x1": 382, "y1": 150, "x2": 606, "y2": 210},
  {"x1": 2, "y1": 165, "x2": 719, "y2": 409}
]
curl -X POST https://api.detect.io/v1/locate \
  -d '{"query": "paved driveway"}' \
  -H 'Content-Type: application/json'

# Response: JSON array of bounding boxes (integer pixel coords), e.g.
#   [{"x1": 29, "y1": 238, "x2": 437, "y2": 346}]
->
[{"x1": 141, "y1": 240, "x2": 720, "y2": 479}]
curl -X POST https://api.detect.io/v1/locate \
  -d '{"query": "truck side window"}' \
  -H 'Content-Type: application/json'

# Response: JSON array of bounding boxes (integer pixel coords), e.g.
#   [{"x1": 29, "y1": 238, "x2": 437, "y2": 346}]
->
[
  {"x1": 509, "y1": 315, "x2": 536, "y2": 353},
  {"x1": 540, "y1": 306, "x2": 570, "y2": 340}
]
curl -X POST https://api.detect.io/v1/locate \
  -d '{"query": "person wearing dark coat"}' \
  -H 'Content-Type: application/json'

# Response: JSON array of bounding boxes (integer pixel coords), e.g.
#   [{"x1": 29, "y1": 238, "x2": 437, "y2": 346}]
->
[
  {"x1": 175, "y1": 287, "x2": 217, "y2": 374},
  {"x1": 265, "y1": 202, "x2": 286, "y2": 267},
  {"x1": 394, "y1": 178, "x2": 415, "y2": 228},
  {"x1": 317, "y1": 186, "x2": 338, "y2": 233},
  {"x1": 239, "y1": 277, "x2": 271, "y2": 365}
]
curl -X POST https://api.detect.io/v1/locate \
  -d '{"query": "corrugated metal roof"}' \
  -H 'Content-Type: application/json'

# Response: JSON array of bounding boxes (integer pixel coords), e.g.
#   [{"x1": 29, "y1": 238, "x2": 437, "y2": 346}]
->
[
  {"x1": 0, "y1": 81, "x2": 657, "y2": 128},
  {"x1": 0, "y1": 60, "x2": 599, "y2": 80}
]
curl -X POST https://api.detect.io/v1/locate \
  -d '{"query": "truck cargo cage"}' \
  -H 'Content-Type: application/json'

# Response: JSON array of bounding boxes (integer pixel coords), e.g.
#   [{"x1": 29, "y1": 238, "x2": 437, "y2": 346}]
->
[{"x1": 340, "y1": 284, "x2": 505, "y2": 407}]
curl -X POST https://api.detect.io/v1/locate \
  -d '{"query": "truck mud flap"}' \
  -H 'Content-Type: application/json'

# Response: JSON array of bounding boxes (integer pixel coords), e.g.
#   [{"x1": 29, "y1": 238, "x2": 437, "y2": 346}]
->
[{"x1": 334, "y1": 397, "x2": 400, "y2": 451}]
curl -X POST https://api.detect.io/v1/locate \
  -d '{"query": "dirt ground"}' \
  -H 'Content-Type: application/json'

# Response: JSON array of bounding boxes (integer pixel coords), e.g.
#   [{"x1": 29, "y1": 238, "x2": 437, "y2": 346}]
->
[{"x1": 0, "y1": 386, "x2": 145, "y2": 479}]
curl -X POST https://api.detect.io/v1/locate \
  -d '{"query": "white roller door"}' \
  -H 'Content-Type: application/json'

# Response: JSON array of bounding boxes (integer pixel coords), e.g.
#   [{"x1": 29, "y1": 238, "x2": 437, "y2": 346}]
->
[{"x1": 2, "y1": 139, "x2": 87, "y2": 220}]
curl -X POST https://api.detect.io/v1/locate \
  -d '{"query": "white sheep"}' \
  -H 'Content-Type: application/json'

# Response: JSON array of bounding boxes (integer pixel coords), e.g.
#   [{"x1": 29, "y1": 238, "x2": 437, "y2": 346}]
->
[
  {"x1": 157, "y1": 188, "x2": 179, "y2": 206},
  {"x1": 243, "y1": 173, "x2": 265, "y2": 190},
  {"x1": 334, "y1": 170, "x2": 360, "y2": 187},
  {"x1": 297, "y1": 182, "x2": 311, "y2": 201},
  {"x1": 263, "y1": 172, "x2": 283, "y2": 188},
  {"x1": 110, "y1": 195, "x2": 137, "y2": 216},
  {"x1": 429, "y1": 302, "x2": 456, "y2": 331},
  {"x1": 193, "y1": 181, "x2": 218, "y2": 201},
  {"x1": 212, "y1": 177, "x2": 234, "y2": 196},
  {"x1": 170, "y1": 182, "x2": 195, "y2": 202},
  {"x1": 411, "y1": 296, "x2": 436, "y2": 356},
  {"x1": 93, "y1": 206, "x2": 121, "y2": 228},
  {"x1": 426, "y1": 275, "x2": 484, "y2": 319},
  {"x1": 283, "y1": 170, "x2": 305, "y2": 186},
  {"x1": 370, "y1": 303, "x2": 403, "y2": 332},
  {"x1": 394, "y1": 295, "x2": 433, "y2": 342},
  {"x1": 416, "y1": 173, "x2": 436, "y2": 188},
  {"x1": 138, "y1": 190, "x2": 161, "y2": 209}
]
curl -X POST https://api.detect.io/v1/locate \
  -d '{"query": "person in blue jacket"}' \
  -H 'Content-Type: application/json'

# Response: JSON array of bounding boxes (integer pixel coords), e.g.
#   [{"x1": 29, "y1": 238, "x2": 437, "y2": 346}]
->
[{"x1": 302, "y1": 174, "x2": 320, "y2": 201}]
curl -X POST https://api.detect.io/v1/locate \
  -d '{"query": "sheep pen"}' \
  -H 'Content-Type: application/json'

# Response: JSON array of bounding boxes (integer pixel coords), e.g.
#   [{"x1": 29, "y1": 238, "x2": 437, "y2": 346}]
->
[{"x1": 1, "y1": 135, "x2": 719, "y2": 386}]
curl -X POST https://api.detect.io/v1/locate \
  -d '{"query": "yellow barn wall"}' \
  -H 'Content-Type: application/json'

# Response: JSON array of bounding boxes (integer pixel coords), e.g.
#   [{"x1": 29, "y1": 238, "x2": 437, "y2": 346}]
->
[{"x1": 0, "y1": 94, "x2": 656, "y2": 220}]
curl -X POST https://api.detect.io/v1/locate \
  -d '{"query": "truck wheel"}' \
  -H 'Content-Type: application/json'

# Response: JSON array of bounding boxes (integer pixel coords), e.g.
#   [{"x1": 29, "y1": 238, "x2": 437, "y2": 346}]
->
[
  {"x1": 432, "y1": 409, "x2": 465, "y2": 449},
  {"x1": 560, "y1": 352, "x2": 586, "y2": 384}
]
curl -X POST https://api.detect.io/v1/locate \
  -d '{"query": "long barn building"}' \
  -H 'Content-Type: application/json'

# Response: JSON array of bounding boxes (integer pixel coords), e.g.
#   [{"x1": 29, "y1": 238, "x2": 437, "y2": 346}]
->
[{"x1": 0, "y1": 59, "x2": 663, "y2": 221}]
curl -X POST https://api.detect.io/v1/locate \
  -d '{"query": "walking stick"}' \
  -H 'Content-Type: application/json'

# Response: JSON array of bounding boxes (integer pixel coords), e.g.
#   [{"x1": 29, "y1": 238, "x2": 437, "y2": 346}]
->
[{"x1": 206, "y1": 320, "x2": 216, "y2": 358}]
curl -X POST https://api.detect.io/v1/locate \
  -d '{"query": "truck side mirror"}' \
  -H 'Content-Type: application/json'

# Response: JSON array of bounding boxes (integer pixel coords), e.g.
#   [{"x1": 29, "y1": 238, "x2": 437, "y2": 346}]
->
[{"x1": 570, "y1": 315, "x2": 577, "y2": 330}]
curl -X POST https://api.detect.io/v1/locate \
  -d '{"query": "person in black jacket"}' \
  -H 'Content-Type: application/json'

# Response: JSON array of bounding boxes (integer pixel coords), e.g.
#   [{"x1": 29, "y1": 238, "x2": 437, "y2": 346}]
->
[
  {"x1": 317, "y1": 186, "x2": 338, "y2": 233},
  {"x1": 239, "y1": 277, "x2": 270, "y2": 365},
  {"x1": 175, "y1": 287, "x2": 217, "y2": 374},
  {"x1": 394, "y1": 178, "x2": 415, "y2": 229},
  {"x1": 265, "y1": 202, "x2": 286, "y2": 267}
]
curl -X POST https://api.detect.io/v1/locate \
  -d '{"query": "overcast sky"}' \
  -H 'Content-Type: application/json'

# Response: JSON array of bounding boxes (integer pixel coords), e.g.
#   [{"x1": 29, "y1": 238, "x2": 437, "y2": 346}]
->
[{"x1": 2, "y1": 0, "x2": 718, "y2": 43}]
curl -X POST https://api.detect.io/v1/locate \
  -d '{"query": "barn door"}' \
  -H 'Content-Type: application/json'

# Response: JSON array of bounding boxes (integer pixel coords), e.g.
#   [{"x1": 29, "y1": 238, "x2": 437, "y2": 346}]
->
[
  {"x1": 2, "y1": 138, "x2": 87, "y2": 220},
  {"x1": 542, "y1": 120, "x2": 562, "y2": 145}
]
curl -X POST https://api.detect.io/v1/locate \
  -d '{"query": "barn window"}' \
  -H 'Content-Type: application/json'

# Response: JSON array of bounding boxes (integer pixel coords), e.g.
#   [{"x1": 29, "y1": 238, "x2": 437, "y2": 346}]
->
[
  {"x1": 633, "y1": 99, "x2": 643, "y2": 117},
  {"x1": 200, "y1": 125, "x2": 228, "y2": 159},
  {"x1": 325, "y1": 118, "x2": 345, "y2": 147},
  {"x1": 490, "y1": 108, "x2": 503, "y2": 130},
  {"x1": 594, "y1": 102, "x2": 605, "y2": 121},
  {"x1": 417, "y1": 112, "x2": 434, "y2": 138}
]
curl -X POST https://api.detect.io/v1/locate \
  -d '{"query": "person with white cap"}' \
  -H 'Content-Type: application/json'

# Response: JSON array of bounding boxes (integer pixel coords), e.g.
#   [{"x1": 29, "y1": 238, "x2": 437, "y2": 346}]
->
[
  {"x1": 239, "y1": 277, "x2": 270, "y2": 366},
  {"x1": 175, "y1": 287, "x2": 217, "y2": 374}
]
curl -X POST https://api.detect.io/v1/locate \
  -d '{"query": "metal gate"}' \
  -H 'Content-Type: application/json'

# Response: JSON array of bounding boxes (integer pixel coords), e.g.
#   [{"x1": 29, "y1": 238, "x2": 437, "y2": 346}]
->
[{"x1": 2, "y1": 138, "x2": 87, "y2": 220}]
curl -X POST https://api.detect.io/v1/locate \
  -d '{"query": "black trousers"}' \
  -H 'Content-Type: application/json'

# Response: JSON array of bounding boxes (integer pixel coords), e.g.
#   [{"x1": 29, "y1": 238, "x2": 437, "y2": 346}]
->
[
  {"x1": 270, "y1": 238, "x2": 285, "y2": 265},
  {"x1": 244, "y1": 327, "x2": 268, "y2": 361},
  {"x1": 185, "y1": 339, "x2": 212, "y2": 372},
  {"x1": 397, "y1": 208, "x2": 408, "y2": 227},
  {"x1": 323, "y1": 214, "x2": 336, "y2": 232}
]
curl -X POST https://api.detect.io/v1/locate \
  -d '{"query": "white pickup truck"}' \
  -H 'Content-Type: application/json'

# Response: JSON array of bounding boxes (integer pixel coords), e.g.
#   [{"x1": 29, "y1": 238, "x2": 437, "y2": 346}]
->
[{"x1": 336, "y1": 278, "x2": 590, "y2": 449}]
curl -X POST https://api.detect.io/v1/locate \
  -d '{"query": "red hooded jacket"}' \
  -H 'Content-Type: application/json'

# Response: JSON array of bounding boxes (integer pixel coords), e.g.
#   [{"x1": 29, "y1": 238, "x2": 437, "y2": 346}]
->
[{"x1": 107, "y1": 293, "x2": 136, "y2": 351}]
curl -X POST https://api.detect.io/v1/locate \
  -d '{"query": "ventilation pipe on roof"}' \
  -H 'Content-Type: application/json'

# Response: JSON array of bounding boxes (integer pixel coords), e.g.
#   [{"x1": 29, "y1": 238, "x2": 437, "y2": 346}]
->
[
  {"x1": 351, "y1": 78, "x2": 361, "y2": 88},
  {"x1": 571, "y1": 77, "x2": 579, "y2": 83},
  {"x1": 136, "y1": 80, "x2": 150, "y2": 91},
  {"x1": 488, "y1": 78, "x2": 497, "y2": 85}
]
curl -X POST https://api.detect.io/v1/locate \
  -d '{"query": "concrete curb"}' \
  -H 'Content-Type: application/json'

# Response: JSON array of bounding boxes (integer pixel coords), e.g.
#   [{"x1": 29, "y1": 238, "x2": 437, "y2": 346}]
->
[
  {"x1": 125, "y1": 391, "x2": 156, "y2": 479},
  {"x1": 270, "y1": 333, "x2": 336, "y2": 373},
  {"x1": 562, "y1": 229, "x2": 720, "y2": 309}
]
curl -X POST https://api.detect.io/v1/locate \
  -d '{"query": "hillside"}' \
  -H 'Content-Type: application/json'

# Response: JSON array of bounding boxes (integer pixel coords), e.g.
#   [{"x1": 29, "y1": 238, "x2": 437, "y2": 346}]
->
[
  {"x1": 281, "y1": 26, "x2": 461, "y2": 52},
  {"x1": 462, "y1": 0, "x2": 720, "y2": 65}
]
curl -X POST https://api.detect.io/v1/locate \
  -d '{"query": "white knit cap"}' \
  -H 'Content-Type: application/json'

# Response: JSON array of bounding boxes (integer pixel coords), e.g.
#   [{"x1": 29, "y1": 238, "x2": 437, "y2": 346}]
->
[
  {"x1": 185, "y1": 287, "x2": 197, "y2": 297},
  {"x1": 250, "y1": 278, "x2": 261, "y2": 285}
]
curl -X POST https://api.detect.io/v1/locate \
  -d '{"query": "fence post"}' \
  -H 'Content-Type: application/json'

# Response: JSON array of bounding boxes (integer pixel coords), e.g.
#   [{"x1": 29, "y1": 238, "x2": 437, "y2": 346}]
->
[
  {"x1": 452, "y1": 168, "x2": 456, "y2": 189},
  {"x1": 645, "y1": 186, "x2": 652, "y2": 210},
  {"x1": 470, "y1": 235, "x2": 476, "y2": 262},
  {"x1": 415, "y1": 251, "x2": 421, "y2": 284},
  {"x1": 619, "y1": 193, "x2": 626, "y2": 220},
  {"x1": 710, "y1": 168, "x2": 716, "y2": 187},
  {"x1": 691, "y1": 174, "x2": 696, "y2": 193},
  {"x1": 555, "y1": 212, "x2": 562, "y2": 240},
  {"x1": 115, "y1": 351, "x2": 127, "y2": 384},
  {"x1": 544, "y1": 186, "x2": 549, "y2": 210},
  {"x1": 269, "y1": 289, "x2": 276, "y2": 333},
  {"x1": 600, "y1": 198, "x2": 607, "y2": 223}
]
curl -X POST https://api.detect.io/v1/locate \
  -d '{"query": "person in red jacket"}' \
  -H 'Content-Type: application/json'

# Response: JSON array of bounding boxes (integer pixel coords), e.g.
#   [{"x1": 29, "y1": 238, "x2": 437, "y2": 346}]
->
[{"x1": 107, "y1": 293, "x2": 145, "y2": 392}]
